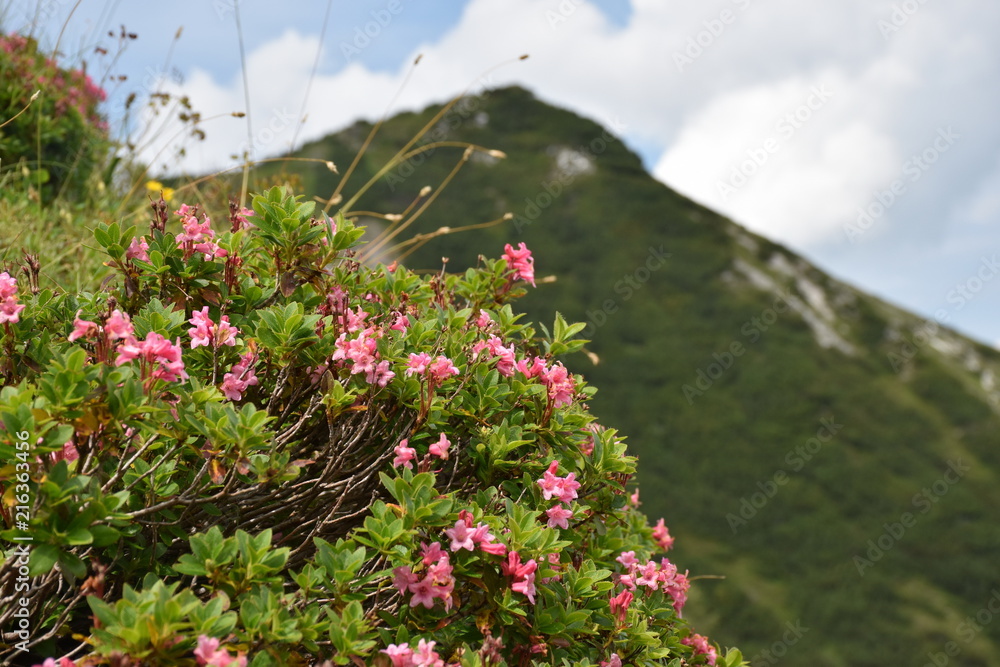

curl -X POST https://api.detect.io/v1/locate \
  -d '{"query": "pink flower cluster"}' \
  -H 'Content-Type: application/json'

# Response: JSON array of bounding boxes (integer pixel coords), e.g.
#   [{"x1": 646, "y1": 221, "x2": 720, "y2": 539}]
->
[
  {"x1": 332, "y1": 327, "x2": 395, "y2": 387},
  {"x1": 115, "y1": 331, "x2": 188, "y2": 383},
  {"x1": 194, "y1": 635, "x2": 246, "y2": 667},
  {"x1": 652, "y1": 517, "x2": 675, "y2": 551},
  {"x1": 615, "y1": 550, "x2": 690, "y2": 614},
  {"x1": 473, "y1": 309, "x2": 493, "y2": 329},
  {"x1": 537, "y1": 460, "x2": 581, "y2": 530},
  {"x1": 393, "y1": 545, "x2": 456, "y2": 611},
  {"x1": 393, "y1": 438, "x2": 418, "y2": 469},
  {"x1": 405, "y1": 353, "x2": 459, "y2": 384},
  {"x1": 392, "y1": 434, "x2": 453, "y2": 469},
  {"x1": 381, "y1": 638, "x2": 445, "y2": 667},
  {"x1": 176, "y1": 205, "x2": 227, "y2": 260},
  {"x1": 599, "y1": 654, "x2": 623, "y2": 667},
  {"x1": 125, "y1": 236, "x2": 150, "y2": 262},
  {"x1": 609, "y1": 588, "x2": 634, "y2": 625},
  {"x1": 682, "y1": 633, "x2": 718, "y2": 666},
  {"x1": 0, "y1": 271, "x2": 25, "y2": 324},
  {"x1": 502, "y1": 242, "x2": 536, "y2": 287},
  {"x1": 188, "y1": 307, "x2": 239, "y2": 349},
  {"x1": 220, "y1": 352, "x2": 259, "y2": 401},
  {"x1": 443, "y1": 511, "x2": 505, "y2": 556},
  {"x1": 31, "y1": 658, "x2": 75, "y2": 667},
  {"x1": 502, "y1": 551, "x2": 538, "y2": 604},
  {"x1": 472, "y1": 337, "x2": 576, "y2": 408}
]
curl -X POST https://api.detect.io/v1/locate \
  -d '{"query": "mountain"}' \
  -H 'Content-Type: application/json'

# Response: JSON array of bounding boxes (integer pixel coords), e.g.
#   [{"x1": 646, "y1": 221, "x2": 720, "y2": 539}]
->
[{"x1": 234, "y1": 86, "x2": 1000, "y2": 666}]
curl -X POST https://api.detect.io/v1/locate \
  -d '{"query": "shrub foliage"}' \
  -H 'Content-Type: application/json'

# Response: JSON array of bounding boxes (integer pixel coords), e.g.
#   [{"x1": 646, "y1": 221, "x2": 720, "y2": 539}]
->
[
  {"x1": 0, "y1": 188, "x2": 743, "y2": 666},
  {"x1": 0, "y1": 33, "x2": 110, "y2": 202}
]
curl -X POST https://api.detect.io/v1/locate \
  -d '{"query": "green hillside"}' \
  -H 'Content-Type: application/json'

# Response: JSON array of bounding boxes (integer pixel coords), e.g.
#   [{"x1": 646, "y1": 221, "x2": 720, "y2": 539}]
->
[{"x1": 233, "y1": 86, "x2": 1000, "y2": 666}]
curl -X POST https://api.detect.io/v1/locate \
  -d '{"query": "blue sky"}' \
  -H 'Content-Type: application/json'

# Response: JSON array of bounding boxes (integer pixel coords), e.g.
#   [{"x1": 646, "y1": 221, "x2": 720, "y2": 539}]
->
[{"x1": 13, "y1": 0, "x2": 1000, "y2": 347}]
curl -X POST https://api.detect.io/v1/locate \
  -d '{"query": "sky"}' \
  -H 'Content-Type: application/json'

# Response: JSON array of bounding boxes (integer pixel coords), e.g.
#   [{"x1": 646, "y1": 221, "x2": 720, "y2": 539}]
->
[{"x1": 11, "y1": 0, "x2": 1000, "y2": 347}]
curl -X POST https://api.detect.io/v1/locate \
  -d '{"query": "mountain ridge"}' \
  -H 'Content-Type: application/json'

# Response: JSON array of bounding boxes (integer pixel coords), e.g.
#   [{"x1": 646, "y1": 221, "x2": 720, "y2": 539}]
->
[{"x1": 232, "y1": 85, "x2": 1000, "y2": 667}]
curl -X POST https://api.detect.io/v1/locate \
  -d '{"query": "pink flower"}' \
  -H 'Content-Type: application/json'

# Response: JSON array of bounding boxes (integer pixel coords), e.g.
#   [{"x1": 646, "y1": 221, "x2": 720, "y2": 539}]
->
[
  {"x1": 502, "y1": 242, "x2": 536, "y2": 286},
  {"x1": 407, "y1": 578, "x2": 437, "y2": 609},
  {"x1": 125, "y1": 236, "x2": 150, "y2": 262},
  {"x1": 345, "y1": 307, "x2": 369, "y2": 332},
  {"x1": 682, "y1": 634, "x2": 717, "y2": 666},
  {"x1": 652, "y1": 518, "x2": 675, "y2": 551},
  {"x1": 332, "y1": 327, "x2": 380, "y2": 377},
  {"x1": 220, "y1": 352, "x2": 258, "y2": 400},
  {"x1": 600, "y1": 655, "x2": 623, "y2": 667},
  {"x1": 609, "y1": 589, "x2": 633, "y2": 625},
  {"x1": 474, "y1": 309, "x2": 493, "y2": 328},
  {"x1": 0, "y1": 272, "x2": 17, "y2": 300},
  {"x1": 510, "y1": 563, "x2": 538, "y2": 604},
  {"x1": 541, "y1": 362, "x2": 575, "y2": 408},
  {"x1": 630, "y1": 488, "x2": 641, "y2": 507},
  {"x1": 367, "y1": 359, "x2": 395, "y2": 387},
  {"x1": 479, "y1": 540, "x2": 507, "y2": 556},
  {"x1": 390, "y1": 313, "x2": 410, "y2": 332},
  {"x1": 188, "y1": 307, "x2": 239, "y2": 349},
  {"x1": 515, "y1": 356, "x2": 547, "y2": 379},
  {"x1": 0, "y1": 297, "x2": 25, "y2": 324},
  {"x1": 536, "y1": 460, "x2": 581, "y2": 503},
  {"x1": 503, "y1": 551, "x2": 539, "y2": 604},
  {"x1": 616, "y1": 551, "x2": 639, "y2": 571},
  {"x1": 664, "y1": 566, "x2": 690, "y2": 613},
  {"x1": 444, "y1": 518, "x2": 476, "y2": 552},
  {"x1": 427, "y1": 355, "x2": 459, "y2": 383},
  {"x1": 405, "y1": 352, "x2": 432, "y2": 376},
  {"x1": 176, "y1": 213, "x2": 214, "y2": 245},
  {"x1": 420, "y1": 541, "x2": 446, "y2": 565},
  {"x1": 636, "y1": 560, "x2": 661, "y2": 590},
  {"x1": 68, "y1": 310, "x2": 99, "y2": 342},
  {"x1": 114, "y1": 332, "x2": 187, "y2": 382},
  {"x1": 194, "y1": 635, "x2": 246, "y2": 667},
  {"x1": 392, "y1": 566, "x2": 419, "y2": 594},
  {"x1": 545, "y1": 504, "x2": 573, "y2": 529},
  {"x1": 31, "y1": 659, "x2": 75, "y2": 667},
  {"x1": 413, "y1": 639, "x2": 444, "y2": 667},
  {"x1": 428, "y1": 433, "x2": 451, "y2": 460},
  {"x1": 381, "y1": 643, "x2": 415, "y2": 667},
  {"x1": 104, "y1": 310, "x2": 133, "y2": 339},
  {"x1": 393, "y1": 440, "x2": 417, "y2": 469}
]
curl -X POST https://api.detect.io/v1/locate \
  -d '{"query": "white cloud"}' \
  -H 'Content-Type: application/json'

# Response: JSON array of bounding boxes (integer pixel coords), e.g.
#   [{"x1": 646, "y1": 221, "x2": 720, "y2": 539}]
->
[{"x1": 142, "y1": 0, "x2": 1000, "y2": 253}]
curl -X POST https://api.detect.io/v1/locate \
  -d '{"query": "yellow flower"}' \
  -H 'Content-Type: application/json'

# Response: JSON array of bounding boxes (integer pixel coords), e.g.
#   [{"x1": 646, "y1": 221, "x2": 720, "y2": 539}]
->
[{"x1": 145, "y1": 180, "x2": 174, "y2": 202}]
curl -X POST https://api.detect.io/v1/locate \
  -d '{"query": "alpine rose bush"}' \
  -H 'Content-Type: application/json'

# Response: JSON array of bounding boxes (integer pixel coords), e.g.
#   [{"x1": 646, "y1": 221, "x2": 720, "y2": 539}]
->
[
  {"x1": 0, "y1": 33, "x2": 110, "y2": 201},
  {"x1": 0, "y1": 187, "x2": 745, "y2": 666}
]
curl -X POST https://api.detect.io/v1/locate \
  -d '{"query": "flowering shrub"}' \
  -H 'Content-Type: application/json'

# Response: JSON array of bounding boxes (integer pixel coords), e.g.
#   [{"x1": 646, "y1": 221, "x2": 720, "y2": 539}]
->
[
  {"x1": 0, "y1": 33, "x2": 110, "y2": 201},
  {"x1": 0, "y1": 187, "x2": 745, "y2": 666}
]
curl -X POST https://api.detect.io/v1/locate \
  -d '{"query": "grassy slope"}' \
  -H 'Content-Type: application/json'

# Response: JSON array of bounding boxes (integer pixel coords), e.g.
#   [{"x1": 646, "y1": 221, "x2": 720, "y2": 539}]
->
[{"x1": 33, "y1": 86, "x2": 1000, "y2": 666}]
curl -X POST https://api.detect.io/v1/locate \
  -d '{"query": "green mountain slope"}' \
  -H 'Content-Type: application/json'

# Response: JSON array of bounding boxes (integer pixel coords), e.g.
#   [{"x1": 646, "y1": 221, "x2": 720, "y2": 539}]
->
[{"x1": 242, "y1": 86, "x2": 1000, "y2": 666}]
